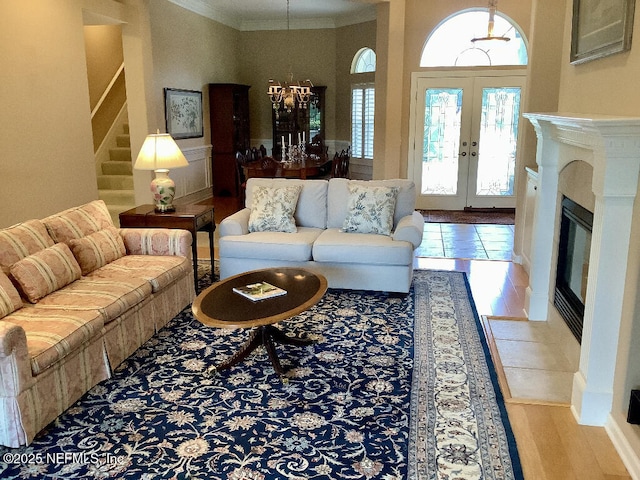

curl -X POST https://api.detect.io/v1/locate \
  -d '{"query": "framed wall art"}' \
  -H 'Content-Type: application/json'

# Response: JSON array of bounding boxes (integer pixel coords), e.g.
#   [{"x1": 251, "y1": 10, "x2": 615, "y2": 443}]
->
[
  {"x1": 570, "y1": 0, "x2": 635, "y2": 64},
  {"x1": 164, "y1": 88, "x2": 203, "y2": 139}
]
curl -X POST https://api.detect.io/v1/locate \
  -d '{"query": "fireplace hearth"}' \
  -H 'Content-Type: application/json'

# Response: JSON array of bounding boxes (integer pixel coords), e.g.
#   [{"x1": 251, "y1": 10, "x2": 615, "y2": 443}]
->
[
  {"x1": 523, "y1": 112, "x2": 640, "y2": 427},
  {"x1": 554, "y1": 196, "x2": 593, "y2": 343}
]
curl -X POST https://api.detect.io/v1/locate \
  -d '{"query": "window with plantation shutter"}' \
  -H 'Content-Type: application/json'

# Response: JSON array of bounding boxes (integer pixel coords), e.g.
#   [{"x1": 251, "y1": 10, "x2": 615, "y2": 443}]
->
[
  {"x1": 351, "y1": 85, "x2": 374, "y2": 159},
  {"x1": 351, "y1": 48, "x2": 376, "y2": 162}
]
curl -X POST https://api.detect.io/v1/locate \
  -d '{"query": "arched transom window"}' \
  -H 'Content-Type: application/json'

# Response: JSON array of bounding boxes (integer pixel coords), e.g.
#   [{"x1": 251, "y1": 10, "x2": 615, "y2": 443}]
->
[
  {"x1": 421, "y1": 10, "x2": 528, "y2": 67},
  {"x1": 352, "y1": 47, "x2": 376, "y2": 73}
]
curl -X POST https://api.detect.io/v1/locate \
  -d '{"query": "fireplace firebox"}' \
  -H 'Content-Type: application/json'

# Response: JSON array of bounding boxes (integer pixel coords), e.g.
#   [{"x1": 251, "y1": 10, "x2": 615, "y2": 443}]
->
[{"x1": 554, "y1": 196, "x2": 593, "y2": 343}]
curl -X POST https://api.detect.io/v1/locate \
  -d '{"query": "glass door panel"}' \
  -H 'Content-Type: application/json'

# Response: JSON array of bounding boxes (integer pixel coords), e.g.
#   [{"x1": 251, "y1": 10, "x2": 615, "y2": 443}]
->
[
  {"x1": 411, "y1": 73, "x2": 525, "y2": 210},
  {"x1": 422, "y1": 88, "x2": 462, "y2": 196},
  {"x1": 467, "y1": 76, "x2": 524, "y2": 208},
  {"x1": 475, "y1": 87, "x2": 520, "y2": 196},
  {"x1": 413, "y1": 77, "x2": 473, "y2": 210}
]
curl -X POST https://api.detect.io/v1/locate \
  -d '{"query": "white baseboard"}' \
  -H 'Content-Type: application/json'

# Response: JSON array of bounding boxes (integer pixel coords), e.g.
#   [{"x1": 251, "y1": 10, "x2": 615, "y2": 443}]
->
[{"x1": 606, "y1": 414, "x2": 640, "y2": 480}]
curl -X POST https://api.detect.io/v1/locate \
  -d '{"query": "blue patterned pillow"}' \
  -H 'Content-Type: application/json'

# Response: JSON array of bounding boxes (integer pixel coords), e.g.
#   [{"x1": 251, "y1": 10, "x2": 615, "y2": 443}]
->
[
  {"x1": 248, "y1": 185, "x2": 302, "y2": 233},
  {"x1": 342, "y1": 184, "x2": 399, "y2": 235}
]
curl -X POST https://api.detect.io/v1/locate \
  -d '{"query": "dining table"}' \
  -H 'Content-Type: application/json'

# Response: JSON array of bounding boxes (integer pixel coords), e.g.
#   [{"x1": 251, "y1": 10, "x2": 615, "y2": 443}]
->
[{"x1": 243, "y1": 155, "x2": 331, "y2": 180}]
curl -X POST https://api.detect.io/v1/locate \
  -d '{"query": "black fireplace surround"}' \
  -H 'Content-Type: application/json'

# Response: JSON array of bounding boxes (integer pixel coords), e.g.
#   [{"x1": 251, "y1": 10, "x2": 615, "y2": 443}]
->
[{"x1": 554, "y1": 196, "x2": 593, "y2": 343}]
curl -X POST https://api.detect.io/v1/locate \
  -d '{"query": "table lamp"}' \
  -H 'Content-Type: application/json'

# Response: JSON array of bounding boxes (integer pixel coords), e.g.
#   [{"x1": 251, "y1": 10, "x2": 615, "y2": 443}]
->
[{"x1": 134, "y1": 131, "x2": 189, "y2": 212}]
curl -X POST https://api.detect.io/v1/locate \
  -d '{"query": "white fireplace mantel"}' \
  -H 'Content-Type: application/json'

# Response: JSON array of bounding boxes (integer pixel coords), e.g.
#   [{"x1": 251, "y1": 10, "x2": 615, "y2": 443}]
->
[{"x1": 523, "y1": 112, "x2": 640, "y2": 426}]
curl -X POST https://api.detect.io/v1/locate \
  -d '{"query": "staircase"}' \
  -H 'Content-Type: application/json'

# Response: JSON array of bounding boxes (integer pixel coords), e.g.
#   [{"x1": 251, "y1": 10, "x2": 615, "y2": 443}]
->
[{"x1": 97, "y1": 124, "x2": 136, "y2": 226}]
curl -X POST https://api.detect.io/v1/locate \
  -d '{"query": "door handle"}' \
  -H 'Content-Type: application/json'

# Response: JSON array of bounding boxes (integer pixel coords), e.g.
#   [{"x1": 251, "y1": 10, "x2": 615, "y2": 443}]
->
[
  {"x1": 460, "y1": 151, "x2": 467, "y2": 156},
  {"x1": 471, "y1": 152, "x2": 477, "y2": 157}
]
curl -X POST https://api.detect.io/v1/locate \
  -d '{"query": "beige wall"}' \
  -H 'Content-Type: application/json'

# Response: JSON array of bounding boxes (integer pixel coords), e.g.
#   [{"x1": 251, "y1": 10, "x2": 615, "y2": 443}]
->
[
  {"x1": 2, "y1": 0, "x2": 99, "y2": 228},
  {"x1": 239, "y1": 28, "x2": 337, "y2": 147},
  {"x1": 148, "y1": 0, "x2": 240, "y2": 147},
  {"x1": 336, "y1": 21, "x2": 377, "y2": 142},
  {"x1": 557, "y1": 1, "x2": 640, "y2": 116},
  {"x1": 85, "y1": 25, "x2": 127, "y2": 151},
  {"x1": 85, "y1": 25, "x2": 124, "y2": 109}
]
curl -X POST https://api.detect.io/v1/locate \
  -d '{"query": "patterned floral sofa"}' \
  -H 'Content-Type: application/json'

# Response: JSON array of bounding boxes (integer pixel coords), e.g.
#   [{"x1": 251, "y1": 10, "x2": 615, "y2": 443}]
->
[
  {"x1": 0, "y1": 200, "x2": 195, "y2": 447},
  {"x1": 218, "y1": 178, "x2": 424, "y2": 293}
]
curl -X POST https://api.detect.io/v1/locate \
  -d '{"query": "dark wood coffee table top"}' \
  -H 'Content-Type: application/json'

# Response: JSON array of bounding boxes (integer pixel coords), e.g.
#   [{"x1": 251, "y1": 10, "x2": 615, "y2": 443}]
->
[{"x1": 192, "y1": 268, "x2": 328, "y2": 329}]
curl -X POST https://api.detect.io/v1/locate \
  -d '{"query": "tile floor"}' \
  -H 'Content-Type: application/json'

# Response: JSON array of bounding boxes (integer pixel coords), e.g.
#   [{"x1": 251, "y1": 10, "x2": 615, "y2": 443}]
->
[{"x1": 416, "y1": 222, "x2": 515, "y2": 260}]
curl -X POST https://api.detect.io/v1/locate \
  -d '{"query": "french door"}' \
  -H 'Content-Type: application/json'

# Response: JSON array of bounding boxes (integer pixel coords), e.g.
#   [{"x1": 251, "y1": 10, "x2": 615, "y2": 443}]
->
[{"x1": 410, "y1": 72, "x2": 526, "y2": 210}]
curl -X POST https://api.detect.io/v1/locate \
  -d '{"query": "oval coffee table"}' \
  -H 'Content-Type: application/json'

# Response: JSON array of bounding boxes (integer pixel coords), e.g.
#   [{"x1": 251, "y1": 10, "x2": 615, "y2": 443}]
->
[{"x1": 192, "y1": 267, "x2": 328, "y2": 376}]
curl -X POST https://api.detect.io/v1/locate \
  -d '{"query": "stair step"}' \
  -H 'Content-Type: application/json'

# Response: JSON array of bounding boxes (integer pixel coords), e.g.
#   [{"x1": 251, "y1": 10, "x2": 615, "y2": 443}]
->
[
  {"x1": 107, "y1": 203, "x2": 136, "y2": 228},
  {"x1": 97, "y1": 175, "x2": 134, "y2": 190},
  {"x1": 109, "y1": 147, "x2": 131, "y2": 162},
  {"x1": 116, "y1": 134, "x2": 130, "y2": 148},
  {"x1": 102, "y1": 161, "x2": 132, "y2": 175},
  {"x1": 99, "y1": 189, "x2": 135, "y2": 205}
]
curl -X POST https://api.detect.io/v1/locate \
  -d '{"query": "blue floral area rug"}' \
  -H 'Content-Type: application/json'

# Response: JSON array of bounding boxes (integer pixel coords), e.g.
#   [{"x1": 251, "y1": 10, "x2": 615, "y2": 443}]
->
[{"x1": 0, "y1": 269, "x2": 522, "y2": 479}]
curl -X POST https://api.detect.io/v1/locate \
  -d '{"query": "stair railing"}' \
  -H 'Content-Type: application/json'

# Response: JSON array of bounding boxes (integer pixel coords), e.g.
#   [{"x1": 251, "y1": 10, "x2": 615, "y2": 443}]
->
[{"x1": 91, "y1": 62, "x2": 125, "y2": 119}]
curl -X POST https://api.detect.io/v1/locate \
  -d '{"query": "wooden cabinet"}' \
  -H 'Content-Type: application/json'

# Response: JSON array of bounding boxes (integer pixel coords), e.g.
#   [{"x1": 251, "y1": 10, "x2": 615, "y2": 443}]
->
[
  {"x1": 272, "y1": 86, "x2": 326, "y2": 158},
  {"x1": 209, "y1": 84, "x2": 250, "y2": 197}
]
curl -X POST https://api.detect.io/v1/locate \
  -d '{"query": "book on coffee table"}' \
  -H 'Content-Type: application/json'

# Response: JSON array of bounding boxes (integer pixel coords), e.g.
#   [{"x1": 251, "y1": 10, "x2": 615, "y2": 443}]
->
[{"x1": 233, "y1": 282, "x2": 287, "y2": 302}]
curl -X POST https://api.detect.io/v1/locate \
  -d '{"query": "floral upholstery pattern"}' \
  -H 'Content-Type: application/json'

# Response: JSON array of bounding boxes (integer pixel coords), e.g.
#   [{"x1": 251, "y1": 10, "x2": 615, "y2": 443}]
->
[
  {"x1": 0, "y1": 220, "x2": 54, "y2": 274},
  {"x1": 248, "y1": 185, "x2": 302, "y2": 233},
  {"x1": 68, "y1": 226, "x2": 126, "y2": 275},
  {"x1": 9, "y1": 243, "x2": 82, "y2": 303},
  {"x1": 120, "y1": 229, "x2": 192, "y2": 258},
  {"x1": 4, "y1": 307, "x2": 103, "y2": 375},
  {"x1": 342, "y1": 183, "x2": 399, "y2": 236},
  {"x1": 42, "y1": 200, "x2": 113, "y2": 243},
  {"x1": 0, "y1": 271, "x2": 22, "y2": 318}
]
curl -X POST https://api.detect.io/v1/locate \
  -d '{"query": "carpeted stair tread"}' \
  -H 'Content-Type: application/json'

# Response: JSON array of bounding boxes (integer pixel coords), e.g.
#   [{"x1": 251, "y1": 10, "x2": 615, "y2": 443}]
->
[
  {"x1": 98, "y1": 189, "x2": 135, "y2": 205},
  {"x1": 101, "y1": 161, "x2": 133, "y2": 175},
  {"x1": 108, "y1": 147, "x2": 132, "y2": 163},
  {"x1": 116, "y1": 134, "x2": 130, "y2": 148},
  {"x1": 97, "y1": 174, "x2": 134, "y2": 190}
]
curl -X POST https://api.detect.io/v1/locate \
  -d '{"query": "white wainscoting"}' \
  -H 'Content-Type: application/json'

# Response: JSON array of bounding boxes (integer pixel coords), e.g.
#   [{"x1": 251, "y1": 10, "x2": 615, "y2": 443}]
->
[{"x1": 172, "y1": 145, "x2": 212, "y2": 200}]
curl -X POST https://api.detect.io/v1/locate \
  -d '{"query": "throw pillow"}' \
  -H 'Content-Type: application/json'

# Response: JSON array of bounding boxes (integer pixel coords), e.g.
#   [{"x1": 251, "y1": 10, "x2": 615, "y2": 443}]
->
[
  {"x1": 342, "y1": 183, "x2": 399, "y2": 236},
  {"x1": 68, "y1": 226, "x2": 127, "y2": 275},
  {"x1": 248, "y1": 185, "x2": 302, "y2": 233},
  {"x1": 0, "y1": 271, "x2": 22, "y2": 318},
  {"x1": 10, "y1": 243, "x2": 82, "y2": 303}
]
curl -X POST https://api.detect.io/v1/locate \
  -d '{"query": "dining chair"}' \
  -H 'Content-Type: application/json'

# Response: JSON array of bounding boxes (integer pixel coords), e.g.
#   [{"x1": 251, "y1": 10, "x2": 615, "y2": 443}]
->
[
  {"x1": 331, "y1": 149, "x2": 350, "y2": 178},
  {"x1": 246, "y1": 156, "x2": 279, "y2": 178}
]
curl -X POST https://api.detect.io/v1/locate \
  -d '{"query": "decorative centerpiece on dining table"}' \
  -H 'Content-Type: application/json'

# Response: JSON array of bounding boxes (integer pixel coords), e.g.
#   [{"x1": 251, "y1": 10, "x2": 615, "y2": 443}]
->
[{"x1": 280, "y1": 133, "x2": 308, "y2": 168}]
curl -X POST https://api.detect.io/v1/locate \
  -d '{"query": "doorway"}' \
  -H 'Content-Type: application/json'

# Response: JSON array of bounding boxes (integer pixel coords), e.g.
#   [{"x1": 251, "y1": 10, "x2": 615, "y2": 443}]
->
[{"x1": 410, "y1": 71, "x2": 526, "y2": 210}]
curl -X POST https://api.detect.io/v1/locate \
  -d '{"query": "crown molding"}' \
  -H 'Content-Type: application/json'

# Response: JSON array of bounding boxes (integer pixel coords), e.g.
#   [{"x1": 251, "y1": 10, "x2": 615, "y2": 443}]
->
[
  {"x1": 167, "y1": 0, "x2": 376, "y2": 31},
  {"x1": 166, "y1": 0, "x2": 242, "y2": 30}
]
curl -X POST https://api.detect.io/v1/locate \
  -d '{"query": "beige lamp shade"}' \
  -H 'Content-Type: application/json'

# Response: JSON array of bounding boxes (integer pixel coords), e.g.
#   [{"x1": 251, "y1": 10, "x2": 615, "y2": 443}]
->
[
  {"x1": 134, "y1": 131, "x2": 189, "y2": 212},
  {"x1": 134, "y1": 132, "x2": 189, "y2": 171}
]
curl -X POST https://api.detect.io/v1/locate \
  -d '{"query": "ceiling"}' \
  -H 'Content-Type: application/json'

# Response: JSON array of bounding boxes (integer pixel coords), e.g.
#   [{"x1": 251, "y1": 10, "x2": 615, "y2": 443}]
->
[{"x1": 168, "y1": 0, "x2": 378, "y2": 31}]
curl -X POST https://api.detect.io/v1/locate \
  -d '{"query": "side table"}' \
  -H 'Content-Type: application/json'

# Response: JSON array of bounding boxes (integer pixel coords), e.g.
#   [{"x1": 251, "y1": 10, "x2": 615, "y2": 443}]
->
[{"x1": 119, "y1": 204, "x2": 215, "y2": 292}]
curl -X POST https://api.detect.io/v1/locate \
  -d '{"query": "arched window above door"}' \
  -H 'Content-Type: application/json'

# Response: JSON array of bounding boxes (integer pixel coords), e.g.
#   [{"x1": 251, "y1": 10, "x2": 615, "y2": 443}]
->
[
  {"x1": 352, "y1": 47, "x2": 376, "y2": 73},
  {"x1": 421, "y1": 10, "x2": 528, "y2": 67}
]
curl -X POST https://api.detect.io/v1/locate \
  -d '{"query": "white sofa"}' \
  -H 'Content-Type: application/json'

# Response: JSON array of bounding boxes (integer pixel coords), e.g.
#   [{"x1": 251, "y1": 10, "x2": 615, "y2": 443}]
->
[{"x1": 218, "y1": 178, "x2": 424, "y2": 293}]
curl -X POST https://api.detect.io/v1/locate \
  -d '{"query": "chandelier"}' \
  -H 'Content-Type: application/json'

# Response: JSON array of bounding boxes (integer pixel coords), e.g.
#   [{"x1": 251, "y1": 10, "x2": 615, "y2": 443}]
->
[
  {"x1": 471, "y1": 0, "x2": 510, "y2": 43},
  {"x1": 267, "y1": 0, "x2": 313, "y2": 116}
]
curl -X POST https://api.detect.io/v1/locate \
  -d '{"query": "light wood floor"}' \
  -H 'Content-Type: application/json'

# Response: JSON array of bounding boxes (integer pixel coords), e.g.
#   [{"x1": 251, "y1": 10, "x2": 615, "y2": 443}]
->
[
  {"x1": 416, "y1": 257, "x2": 631, "y2": 480},
  {"x1": 207, "y1": 196, "x2": 632, "y2": 480}
]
